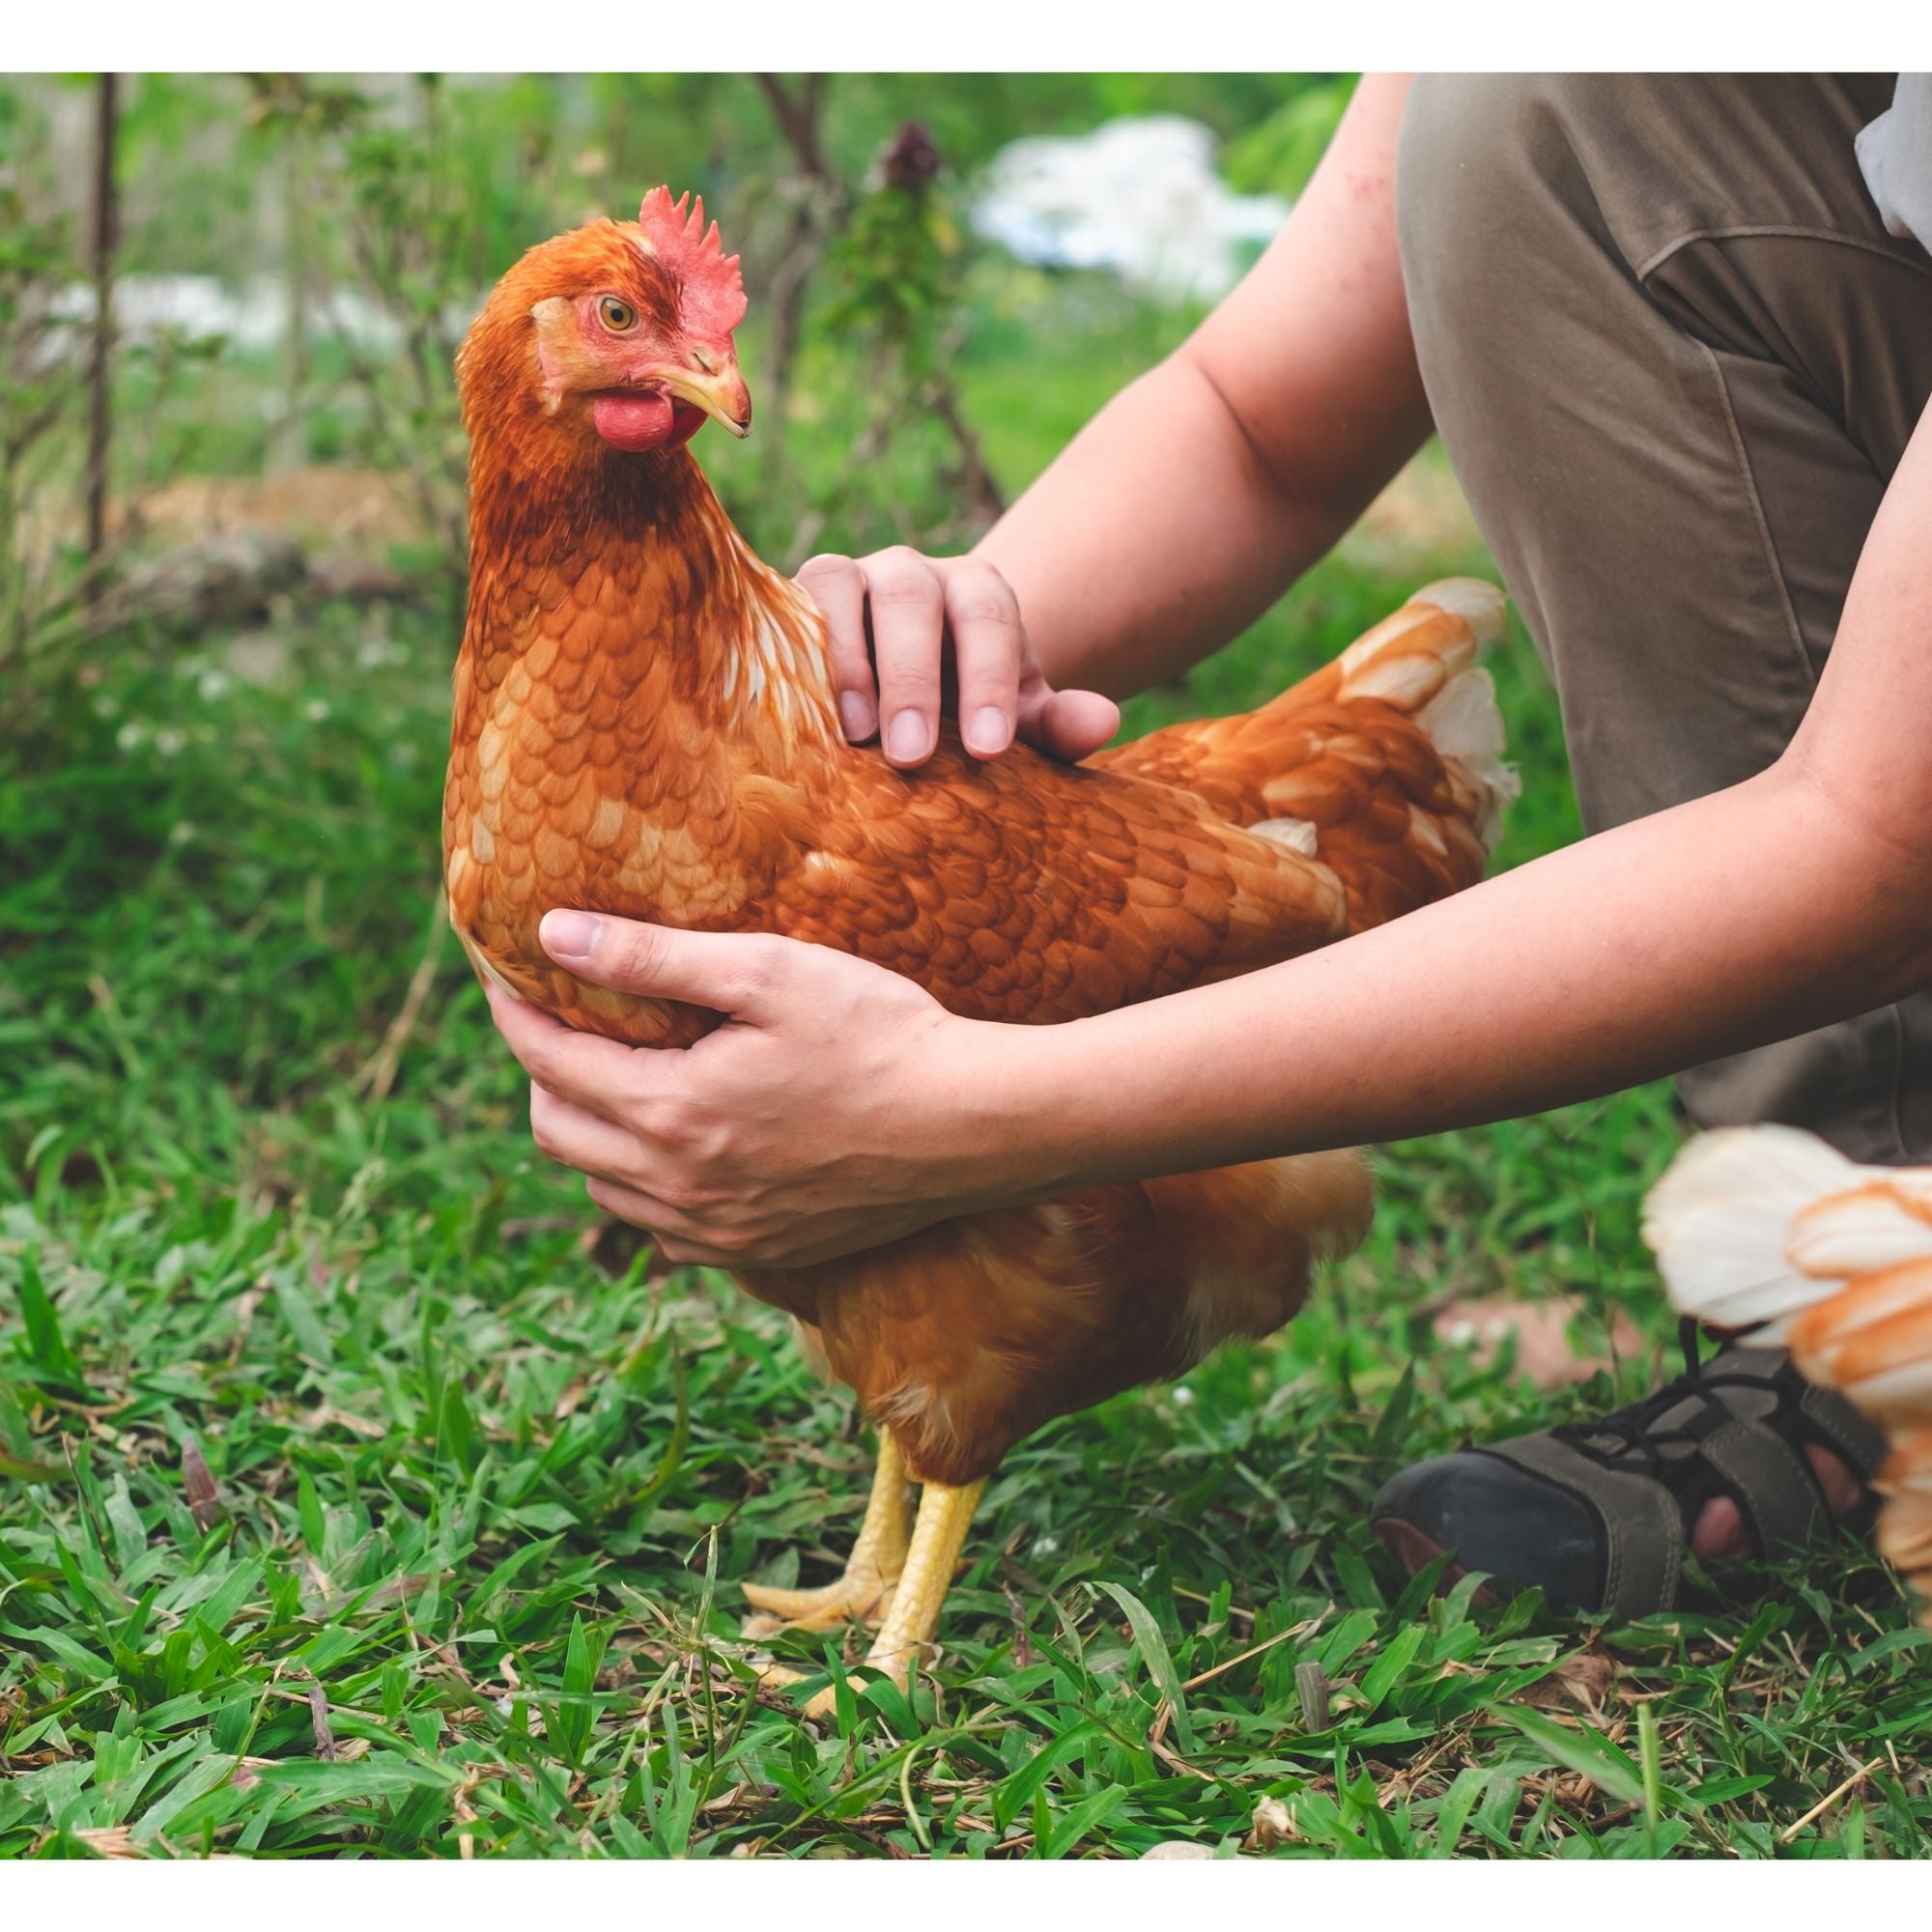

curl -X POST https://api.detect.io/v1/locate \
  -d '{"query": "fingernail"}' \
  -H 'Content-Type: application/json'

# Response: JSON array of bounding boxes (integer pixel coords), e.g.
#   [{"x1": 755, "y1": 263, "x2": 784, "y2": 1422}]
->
[
  {"x1": 884, "y1": 711, "x2": 930, "y2": 763},
  {"x1": 838, "y1": 691, "x2": 874, "y2": 741},
  {"x1": 541, "y1": 909, "x2": 602, "y2": 960},
  {"x1": 964, "y1": 705, "x2": 1010, "y2": 755}
]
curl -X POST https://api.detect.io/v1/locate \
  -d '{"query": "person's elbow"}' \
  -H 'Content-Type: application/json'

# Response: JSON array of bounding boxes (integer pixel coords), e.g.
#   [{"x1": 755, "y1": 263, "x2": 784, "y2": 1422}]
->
[{"x1": 1777, "y1": 751, "x2": 1932, "y2": 1000}]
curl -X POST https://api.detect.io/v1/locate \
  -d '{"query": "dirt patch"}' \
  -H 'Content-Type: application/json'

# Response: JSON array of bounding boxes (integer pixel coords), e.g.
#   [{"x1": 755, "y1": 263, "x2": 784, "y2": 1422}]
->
[{"x1": 1433, "y1": 1294, "x2": 1650, "y2": 1389}]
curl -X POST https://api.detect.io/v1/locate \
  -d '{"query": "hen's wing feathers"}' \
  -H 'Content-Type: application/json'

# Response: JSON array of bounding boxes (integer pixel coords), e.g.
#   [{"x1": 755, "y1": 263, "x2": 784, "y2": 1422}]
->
[
  {"x1": 1094, "y1": 581, "x2": 1513, "y2": 926},
  {"x1": 499, "y1": 734, "x2": 1351, "y2": 1049},
  {"x1": 1098, "y1": 700, "x2": 1486, "y2": 928},
  {"x1": 770, "y1": 745, "x2": 1348, "y2": 1022}
]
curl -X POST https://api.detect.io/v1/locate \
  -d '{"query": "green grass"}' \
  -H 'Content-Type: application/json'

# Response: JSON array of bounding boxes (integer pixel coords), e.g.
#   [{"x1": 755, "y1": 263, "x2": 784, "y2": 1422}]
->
[{"x1": 5, "y1": 411, "x2": 1931, "y2": 1858}]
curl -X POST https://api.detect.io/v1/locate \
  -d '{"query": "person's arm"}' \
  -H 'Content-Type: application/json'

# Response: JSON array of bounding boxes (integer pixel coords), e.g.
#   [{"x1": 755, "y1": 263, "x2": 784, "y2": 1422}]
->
[
  {"x1": 976, "y1": 71, "x2": 1429, "y2": 695},
  {"x1": 491, "y1": 405, "x2": 1932, "y2": 1270},
  {"x1": 803, "y1": 73, "x2": 1429, "y2": 767}
]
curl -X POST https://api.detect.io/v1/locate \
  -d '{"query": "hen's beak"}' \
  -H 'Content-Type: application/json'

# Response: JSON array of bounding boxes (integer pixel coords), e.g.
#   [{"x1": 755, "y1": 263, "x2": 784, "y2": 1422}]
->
[{"x1": 660, "y1": 357, "x2": 753, "y2": 439}]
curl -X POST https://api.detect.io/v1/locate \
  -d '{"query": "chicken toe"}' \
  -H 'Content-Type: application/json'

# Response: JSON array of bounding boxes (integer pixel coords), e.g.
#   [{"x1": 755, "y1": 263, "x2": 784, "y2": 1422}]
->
[{"x1": 741, "y1": 1436, "x2": 912, "y2": 1636}]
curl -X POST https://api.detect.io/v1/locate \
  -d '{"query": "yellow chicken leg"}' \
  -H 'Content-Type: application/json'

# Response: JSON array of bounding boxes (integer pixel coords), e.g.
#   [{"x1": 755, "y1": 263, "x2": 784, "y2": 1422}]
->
[
  {"x1": 799, "y1": 1477, "x2": 986, "y2": 1719},
  {"x1": 742, "y1": 1436, "x2": 912, "y2": 1635}
]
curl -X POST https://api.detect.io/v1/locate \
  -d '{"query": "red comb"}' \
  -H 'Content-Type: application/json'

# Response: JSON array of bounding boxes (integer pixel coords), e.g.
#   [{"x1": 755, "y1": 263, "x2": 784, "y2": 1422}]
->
[{"x1": 639, "y1": 185, "x2": 748, "y2": 339}]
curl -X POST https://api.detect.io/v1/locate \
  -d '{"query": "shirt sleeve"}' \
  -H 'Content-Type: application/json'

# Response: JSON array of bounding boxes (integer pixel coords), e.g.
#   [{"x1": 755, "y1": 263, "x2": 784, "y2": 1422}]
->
[{"x1": 1857, "y1": 74, "x2": 1932, "y2": 251}]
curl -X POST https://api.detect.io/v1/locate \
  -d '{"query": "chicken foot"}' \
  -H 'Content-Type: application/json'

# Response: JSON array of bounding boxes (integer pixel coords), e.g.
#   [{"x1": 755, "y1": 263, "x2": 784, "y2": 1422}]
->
[
  {"x1": 741, "y1": 1435, "x2": 913, "y2": 1636},
  {"x1": 797, "y1": 1477, "x2": 986, "y2": 1719}
]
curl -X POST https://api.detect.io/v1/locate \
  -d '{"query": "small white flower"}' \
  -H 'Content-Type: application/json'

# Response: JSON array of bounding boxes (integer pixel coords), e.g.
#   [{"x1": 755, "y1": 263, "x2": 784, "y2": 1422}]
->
[
  {"x1": 116, "y1": 721, "x2": 147, "y2": 751},
  {"x1": 304, "y1": 698, "x2": 331, "y2": 723},
  {"x1": 197, "y1": 669, "x2": 232, "y2": 700},
  {"x1": 1034, "y1": 1535, "x2": 1059, "y2": 1557},
  {"x1": 1173, "y1": 1386, "x2": 1195, "y2": 1407},
  {"x1": 154, "y1": 727, "x2": 186, "y2": 756},
  {"x1": 168, "y1": 822, "x2": 196, "y2": 847},
  {"x1": 495, "y1": 1695, "x2": 514, "y2": 1717}
]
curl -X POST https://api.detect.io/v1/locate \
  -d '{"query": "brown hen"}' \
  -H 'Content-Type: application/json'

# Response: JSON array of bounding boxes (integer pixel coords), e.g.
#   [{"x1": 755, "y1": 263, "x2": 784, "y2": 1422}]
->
[{"x1": 444, "y1": 190, "x2": 1517, "y2": 1705}]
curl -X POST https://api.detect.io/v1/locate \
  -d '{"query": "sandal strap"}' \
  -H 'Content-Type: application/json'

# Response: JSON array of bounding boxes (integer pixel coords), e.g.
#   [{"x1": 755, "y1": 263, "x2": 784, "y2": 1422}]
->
[
  {"x1": 1471, "y1": 1324, "x2": 1886, "y2": 1620},
  {"x1": 1795, "y1": 1379, "x2": 1889, "y2": 1484},
  {"x1": 1694, "y1": 1411, "x2": 1823, "y2": 1553},
  {"x1": 1478, "y1": 1432, "x2": 1683, "y2": 1620}
]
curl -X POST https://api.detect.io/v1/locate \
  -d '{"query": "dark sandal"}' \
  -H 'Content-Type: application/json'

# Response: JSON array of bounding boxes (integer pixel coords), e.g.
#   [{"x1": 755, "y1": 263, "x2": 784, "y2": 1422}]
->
[{"x1": 1372, "y1": 1319, "x2": 1888, "y2": 1619}]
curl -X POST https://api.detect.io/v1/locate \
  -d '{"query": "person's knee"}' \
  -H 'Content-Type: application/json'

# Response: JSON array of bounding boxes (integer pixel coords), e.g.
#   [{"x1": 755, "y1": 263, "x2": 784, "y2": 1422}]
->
[{"x1": 1396, "y1": 74, "x2": 1593, "y2": 345}]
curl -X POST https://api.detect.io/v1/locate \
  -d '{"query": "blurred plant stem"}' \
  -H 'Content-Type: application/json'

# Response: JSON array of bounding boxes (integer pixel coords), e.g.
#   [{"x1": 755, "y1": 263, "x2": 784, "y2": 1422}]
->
[
  {"x1": 753, "y1": 73, "x2": 845, "y2": 465},
  {"x1": 83, "y1": 71, "x2": 119, "y2": 573},
  {"x1": 825, "y1": 122, "x2": 1006, "y2": 546},
  {"x1": 273, "y1": 117, "x2": 312, "y2": 475}
]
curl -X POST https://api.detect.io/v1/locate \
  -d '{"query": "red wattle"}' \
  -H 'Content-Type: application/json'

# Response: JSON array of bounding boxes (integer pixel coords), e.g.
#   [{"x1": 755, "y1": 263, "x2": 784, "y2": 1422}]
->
[
  {"x1": 590, "y1": 392, "x2": 708, "y2": 452},
  {"x1": 591, "y1": 391, "x2": 674, "y2": 450}
]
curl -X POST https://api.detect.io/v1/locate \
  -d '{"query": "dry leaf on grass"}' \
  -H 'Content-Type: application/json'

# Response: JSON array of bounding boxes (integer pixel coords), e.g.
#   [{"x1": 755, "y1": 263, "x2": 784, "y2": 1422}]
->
[
  {"x1": 1248, "y1": 1795, "x2": 1293, "y2": 1851},
  {"x1": 74, "y1": 1825, "x2": 142, "y2": 1859},
  {"x1": 1516, "y1": 1643, "x2": 1618, "y2": 1716}
]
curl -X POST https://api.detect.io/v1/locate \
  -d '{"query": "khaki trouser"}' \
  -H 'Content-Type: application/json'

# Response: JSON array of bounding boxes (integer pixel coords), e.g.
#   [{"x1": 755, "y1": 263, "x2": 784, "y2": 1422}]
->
[{"x1": 1397, "y1": 74, "x2": 1932, "y2": 1162}]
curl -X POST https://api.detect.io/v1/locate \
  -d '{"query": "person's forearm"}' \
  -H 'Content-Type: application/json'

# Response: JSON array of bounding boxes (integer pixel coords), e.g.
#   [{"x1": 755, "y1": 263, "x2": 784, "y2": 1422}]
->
[
  {"x1": 974, "y1": 399, "x2": 1932, "y2": 1196},
  {"x1": 966, "y1": 763, "x2": 1932, "y2": 1194},
  {"x1": 973, "y1": 357, "x2": 1367, "y2": 697},
  {"x1": 976, "y1": 74, "x2": 1432, "y2": 696}
]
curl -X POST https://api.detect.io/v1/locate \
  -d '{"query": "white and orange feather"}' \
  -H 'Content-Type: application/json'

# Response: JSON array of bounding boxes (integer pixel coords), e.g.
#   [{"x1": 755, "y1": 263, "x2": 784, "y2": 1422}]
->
[{"x1": 1645, "y1": 1124, "x2": 1932, "y2": 1624}]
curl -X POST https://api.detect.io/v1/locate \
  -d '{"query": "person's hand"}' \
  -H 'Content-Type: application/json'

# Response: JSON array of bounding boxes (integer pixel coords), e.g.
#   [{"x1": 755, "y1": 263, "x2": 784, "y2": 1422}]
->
[
  {"x1": 486, "y1": 910, "x2": 1025, "y2": 1267},
  {"x1": 796, "y1": 549, "x2": 1121, "y2": 770}
]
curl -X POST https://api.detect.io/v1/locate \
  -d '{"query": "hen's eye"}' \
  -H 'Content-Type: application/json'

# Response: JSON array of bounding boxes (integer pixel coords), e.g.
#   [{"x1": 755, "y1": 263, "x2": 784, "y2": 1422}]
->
[{"x1": 598, "y1": 296, "x2": 638, "y2": 332}]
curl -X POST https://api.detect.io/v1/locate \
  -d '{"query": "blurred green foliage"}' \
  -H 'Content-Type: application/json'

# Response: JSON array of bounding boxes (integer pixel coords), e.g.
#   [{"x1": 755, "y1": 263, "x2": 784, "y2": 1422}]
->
[
  {"x1": 1223, "y1": 74, "x2": 1357, "y2": 196},
  {"x1": 0, "y1": 71, "x2": 1351, "y2": 657}
]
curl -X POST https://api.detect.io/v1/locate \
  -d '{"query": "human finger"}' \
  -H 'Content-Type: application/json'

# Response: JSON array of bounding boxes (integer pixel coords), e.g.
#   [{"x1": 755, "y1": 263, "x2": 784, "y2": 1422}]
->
[
  {"x1": 941, "y1": 559, "x2": 1025, "y2": 759},
  {"x1": 796, "y1": 554, "x2": 877, "y2": 744},
  {"x1": 1024, "y1": 686, "x2": 1122, "y2": 763},
  {"x1": 538, "y1": 911, "x2": 803, "y2": 1023},
  {"x1": 862, "y1": 547, "x2": 946, "y2": 769},
  {"x1": 485, "y1": 980, "x2": 663, "y2": 1122}
]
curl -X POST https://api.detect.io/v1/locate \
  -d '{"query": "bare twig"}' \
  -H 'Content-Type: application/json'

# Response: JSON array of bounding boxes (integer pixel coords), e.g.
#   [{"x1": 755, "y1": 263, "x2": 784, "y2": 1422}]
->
[
  {"x1": 1777, "y1": 1756, "x2": 1882, "y2": 1844},
  {"x1": 753, "y1": 74, "x2": 846, "y2": 455},
  {"x1": 83, "y1": 73, "x2": 120, "y2": 570},
  {"x1": 753, "y1": 72, "x2": 830, "y2": 181},
  {"x1": 1178, "y1": 1622, "x2": 1304, "y2": 1693},
  {"x1": 355, "y1": 887, "x2": 450, "y2": 1103},
  {"x1": 1146, "y1": 1699, "x2": 1213, "y2": 1783},
  {"x1": 924, "y1": 375, "x2": 1008, "y2": 527},
  {"x1": 307, "y1": 1682, "x2": 340, "y2": 1761}
]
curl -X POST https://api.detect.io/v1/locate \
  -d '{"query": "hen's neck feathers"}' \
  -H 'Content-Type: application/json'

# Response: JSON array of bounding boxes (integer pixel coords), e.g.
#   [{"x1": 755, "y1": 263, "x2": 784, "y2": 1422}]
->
[{"x1": 463, "y1": 435, "x2": 839, "y2": 764}]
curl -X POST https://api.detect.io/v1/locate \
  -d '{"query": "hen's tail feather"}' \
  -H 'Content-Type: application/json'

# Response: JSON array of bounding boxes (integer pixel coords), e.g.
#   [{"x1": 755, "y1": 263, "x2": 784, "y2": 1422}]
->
[
  {"x1": 1643, "y1": 1125, "x2": 1895, "y2": 1343},
  {"x1": 1417, "y1": 667, "x2": 1516, "y2": 852},
  {"x1": 1321, "y1": 579, "x2": 1520, "y2": 855},
  {"x1": 1645, "y1": 1124, "x2": 1932, "y2": 1626},
  {"x1": 1095, "y1": 577, "x2": 1520, "y2": 875},
  {"x1": 1788, "y1": 1261, "x2": 1932, "y2": 1418},
  {"x1": 1331, "y1": 578, "x2": 1503, "y2": 705}
]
